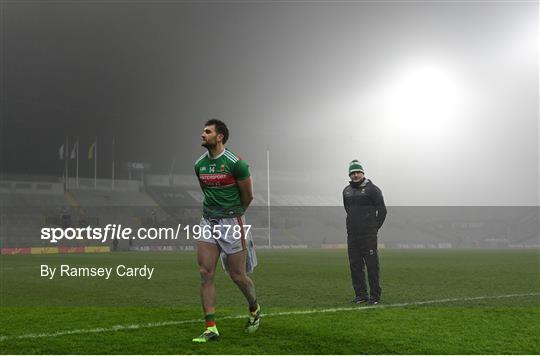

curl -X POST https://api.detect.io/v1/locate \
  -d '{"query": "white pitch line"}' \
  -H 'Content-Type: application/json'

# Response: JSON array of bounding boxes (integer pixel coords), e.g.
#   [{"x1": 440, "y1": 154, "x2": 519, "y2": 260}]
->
[{"x1": 1, "y1": 292, "x2": 538, "y2": 342}]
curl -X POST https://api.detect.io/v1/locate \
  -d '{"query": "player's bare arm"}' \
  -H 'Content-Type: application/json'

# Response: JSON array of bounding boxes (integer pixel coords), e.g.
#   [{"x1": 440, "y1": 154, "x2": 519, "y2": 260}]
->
[{"x1": 237, "y1": 177, "x2": 253, "y2": 211}]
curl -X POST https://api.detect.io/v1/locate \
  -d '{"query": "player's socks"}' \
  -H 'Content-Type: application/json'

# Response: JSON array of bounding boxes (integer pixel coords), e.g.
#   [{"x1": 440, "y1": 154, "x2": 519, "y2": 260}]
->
[
  {"x1": 205, "y1": 313, "x2": 216, "y2": 328},
  {"x1": 249, "y1": 301, "x2": 259, "y2": 316}
]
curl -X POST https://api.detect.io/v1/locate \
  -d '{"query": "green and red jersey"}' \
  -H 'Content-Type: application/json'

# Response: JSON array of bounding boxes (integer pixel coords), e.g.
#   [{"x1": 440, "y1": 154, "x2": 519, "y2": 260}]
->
[{"x1": 194, "y1": 148, "x2": 250, "y2": 218}]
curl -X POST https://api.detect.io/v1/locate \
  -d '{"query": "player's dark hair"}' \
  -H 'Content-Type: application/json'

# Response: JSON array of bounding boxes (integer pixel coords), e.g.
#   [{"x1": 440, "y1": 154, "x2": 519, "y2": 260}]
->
[{"x1": 205, "y1": 118, "x2": 229, "y2": 144}]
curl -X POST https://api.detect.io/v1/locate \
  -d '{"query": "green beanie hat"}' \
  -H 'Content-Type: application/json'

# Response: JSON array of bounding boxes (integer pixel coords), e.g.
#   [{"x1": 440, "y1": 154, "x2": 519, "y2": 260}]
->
[{"x1": 349, "y1": 160, "x2": 364, "y2": 175}]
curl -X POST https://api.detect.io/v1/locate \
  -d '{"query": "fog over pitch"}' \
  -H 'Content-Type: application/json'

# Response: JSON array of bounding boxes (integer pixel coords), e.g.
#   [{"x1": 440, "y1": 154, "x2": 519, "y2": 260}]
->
[{"x1": 1, "y1": 2, "x2": 537, "y2": 205}]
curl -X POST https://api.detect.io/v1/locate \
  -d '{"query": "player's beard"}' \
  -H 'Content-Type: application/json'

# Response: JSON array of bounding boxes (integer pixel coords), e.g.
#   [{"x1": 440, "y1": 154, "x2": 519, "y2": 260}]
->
[{"x1": 202, "y1": 141, "x2": 216, "y2": 150}]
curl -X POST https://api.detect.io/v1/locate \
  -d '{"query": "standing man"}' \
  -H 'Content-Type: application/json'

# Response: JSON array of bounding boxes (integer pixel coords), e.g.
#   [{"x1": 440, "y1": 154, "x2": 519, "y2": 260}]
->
[
  {"x1": 192, "y1": 119, "x2": 261, "y2": 343},
  {"x1": 343, "y1": 160, "x2": 387, "y2": 305}
]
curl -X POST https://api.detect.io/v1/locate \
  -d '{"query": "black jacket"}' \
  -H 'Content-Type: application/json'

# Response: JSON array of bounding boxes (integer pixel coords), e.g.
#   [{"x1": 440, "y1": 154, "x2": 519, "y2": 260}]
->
[{"x1": 343, "y1": 178, "x2": 387, "y2": 238}]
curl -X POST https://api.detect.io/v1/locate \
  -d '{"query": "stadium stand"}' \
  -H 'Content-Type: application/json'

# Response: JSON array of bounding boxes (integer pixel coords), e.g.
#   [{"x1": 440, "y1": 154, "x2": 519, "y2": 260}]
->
[{"x1": 1, "y1": 175, "x2": 538, "y2": 252}]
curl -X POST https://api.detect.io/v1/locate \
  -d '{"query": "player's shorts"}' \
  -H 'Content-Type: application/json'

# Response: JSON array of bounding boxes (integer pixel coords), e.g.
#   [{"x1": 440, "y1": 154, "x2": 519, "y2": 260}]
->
[
  {"x1": 198, "y1": 216, "x2": 257, "y2": 273},
  {"x1": 198, "y1": 216, "x2": 250, "y2": 254}
]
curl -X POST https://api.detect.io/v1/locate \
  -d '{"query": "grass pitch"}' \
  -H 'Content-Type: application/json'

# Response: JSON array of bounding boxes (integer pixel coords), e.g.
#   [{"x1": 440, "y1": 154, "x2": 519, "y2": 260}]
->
[{"x1": 1, "y1": 249, "x2": 539, "y2": 354}]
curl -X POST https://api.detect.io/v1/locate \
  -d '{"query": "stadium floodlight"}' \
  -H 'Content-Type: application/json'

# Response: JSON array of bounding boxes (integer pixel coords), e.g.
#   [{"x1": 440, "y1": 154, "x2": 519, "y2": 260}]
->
[{"x1": 377, "y1": 59, "x2": 464, "y2": 140}]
